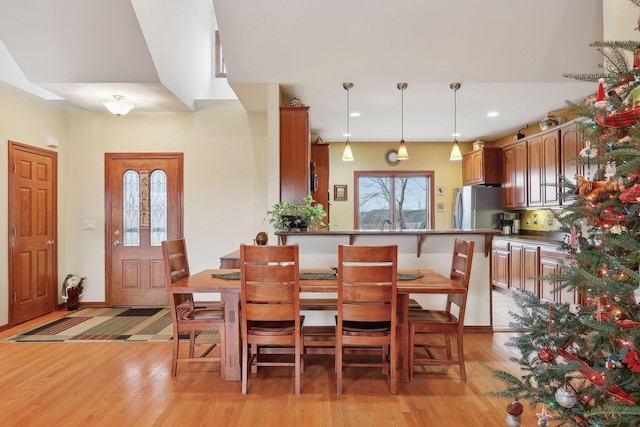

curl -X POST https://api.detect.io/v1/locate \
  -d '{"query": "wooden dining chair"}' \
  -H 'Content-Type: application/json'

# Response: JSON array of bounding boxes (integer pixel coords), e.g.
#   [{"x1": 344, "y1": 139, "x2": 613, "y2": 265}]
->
[
  {"x1": 240, "y1": 244, "x2": 304, "y2": 395},
  {"x1": 409, "y1": 238, "x2": 474, "y2": 380},
  {"x1": 162, "y1": 238, "x2": 225, "y2": 377},
  {"x1": 336, "y1": 244, "x2": 397, "y2": 395}
]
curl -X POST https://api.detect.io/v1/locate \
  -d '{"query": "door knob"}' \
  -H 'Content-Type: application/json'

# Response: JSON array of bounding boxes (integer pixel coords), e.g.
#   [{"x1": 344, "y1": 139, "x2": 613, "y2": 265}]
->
[
  {"x1": 45, "y1": 240, "x2": 55, "y2": 245},
  {"x1": 113, "y1": 240, "x2": 122, "y2": 246}
]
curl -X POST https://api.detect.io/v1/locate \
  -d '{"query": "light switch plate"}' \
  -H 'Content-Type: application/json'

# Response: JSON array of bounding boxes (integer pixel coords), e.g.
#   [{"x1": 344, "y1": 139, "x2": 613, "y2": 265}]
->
[{"x1": 82, "y1": 220, "x2": 96, "y2": 230}]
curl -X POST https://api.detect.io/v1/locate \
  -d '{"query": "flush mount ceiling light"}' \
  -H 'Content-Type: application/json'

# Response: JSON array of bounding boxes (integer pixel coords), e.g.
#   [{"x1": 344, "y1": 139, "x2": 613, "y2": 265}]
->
[
  {"x1": 342, "y1": 83, "x2": 355, "y2": 161},
  {"x1": 397, "y1": 82, "x2": 409, "y2": 160},
  {"x1": 104, "y1": 95, "x2": 134, "y2": 116},
  {"x1": 449, "y1": 83, "x2": 463, "y2": 161}
]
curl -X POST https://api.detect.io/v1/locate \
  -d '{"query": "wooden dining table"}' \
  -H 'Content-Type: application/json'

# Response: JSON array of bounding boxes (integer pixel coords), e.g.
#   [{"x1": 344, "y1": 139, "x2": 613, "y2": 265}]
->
[{"x1": 167, "y1": 268, "x2": 466, "y2": 383}]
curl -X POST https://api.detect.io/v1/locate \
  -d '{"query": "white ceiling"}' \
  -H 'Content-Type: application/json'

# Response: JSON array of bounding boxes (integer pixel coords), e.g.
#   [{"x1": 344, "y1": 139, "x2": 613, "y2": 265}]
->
[{"x1": 0, "y1": 0, "x2": 604, "y2": 143}]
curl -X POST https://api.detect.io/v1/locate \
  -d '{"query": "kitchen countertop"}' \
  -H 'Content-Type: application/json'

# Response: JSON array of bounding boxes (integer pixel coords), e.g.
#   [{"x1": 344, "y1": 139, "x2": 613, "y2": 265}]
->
[{"x1": 275, "y1": 229, "x2": 501, "y2": 257}]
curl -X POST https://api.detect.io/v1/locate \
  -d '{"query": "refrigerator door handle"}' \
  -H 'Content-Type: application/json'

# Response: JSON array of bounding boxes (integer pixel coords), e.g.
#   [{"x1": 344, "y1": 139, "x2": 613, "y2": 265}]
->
[{"x1": 454, "y1": 190, "x2": 463, "y2": 229}]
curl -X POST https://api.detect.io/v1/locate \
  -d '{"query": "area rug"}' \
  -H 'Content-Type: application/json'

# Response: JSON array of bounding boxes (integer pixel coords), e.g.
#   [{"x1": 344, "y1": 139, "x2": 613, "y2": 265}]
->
[{"x1": 3, "y1": 307, "x2": 217, "y2": 343}]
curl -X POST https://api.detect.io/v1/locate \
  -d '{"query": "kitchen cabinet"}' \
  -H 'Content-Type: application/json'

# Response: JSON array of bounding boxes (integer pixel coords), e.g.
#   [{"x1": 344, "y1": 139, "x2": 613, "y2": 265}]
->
[
  {"x1": 560, "y1": 123, "x2": 588, "y2": 193},
  {"x1": 310, "y1": 143, "x2": 329, "y2": 226},
  {"x1": 491, "y1": 239, "x2": 509, "y2": 290},
  {"x1": 540, "y1": 248, "x2": 578, "y2": 304},
  {"x1": 280, "y1": 106, "x2": 311, "y2": 203},
  {"x1": 502, "y1": 141, "x2": 527, "y2": 209},
  {"x1": 527, "y1": 130, "x2": 560, "y2": 207},
  {"x1": 493, "y1": 237, "x2": 575, "y2": 304},
  {"x1": 462, "y1": 147, "x2": 503, "y2": 186},
  {"x1": 509, "y1": 241, "x2": 539, "y2": 296}
]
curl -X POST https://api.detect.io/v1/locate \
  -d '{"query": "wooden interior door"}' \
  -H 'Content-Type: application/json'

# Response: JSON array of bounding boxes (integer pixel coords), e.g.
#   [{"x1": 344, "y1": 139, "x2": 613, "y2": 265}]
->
[
  {"x1": 105, "y1": 153, "x2": 183, "y2": 306},
  {"x1": 9, "y1": 141, "x2": 58, "y2": 325}
]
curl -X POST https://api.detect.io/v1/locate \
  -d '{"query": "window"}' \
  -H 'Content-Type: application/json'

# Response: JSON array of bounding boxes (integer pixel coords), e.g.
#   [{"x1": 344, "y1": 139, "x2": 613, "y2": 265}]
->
[
  {"x1": 215, "y1": 31, "x2": 226, "y2": 78},
  {"x1": 355, "y1": 171, "x2": 434, "y2": 230},
  {"x1": 122, "y1": 169, "x2": 168, "y2": 247}
]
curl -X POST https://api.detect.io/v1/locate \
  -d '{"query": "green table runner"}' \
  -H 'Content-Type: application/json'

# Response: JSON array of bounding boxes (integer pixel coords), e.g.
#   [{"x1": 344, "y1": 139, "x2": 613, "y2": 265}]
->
[{"x1": 212, "y1": 272, "x2": 423, "y2": 281}]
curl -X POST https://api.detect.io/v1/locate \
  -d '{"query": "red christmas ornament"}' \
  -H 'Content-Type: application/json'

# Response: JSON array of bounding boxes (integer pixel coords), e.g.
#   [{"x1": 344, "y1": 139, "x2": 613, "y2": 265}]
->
[
  {"x1": 538, "y1": 347, "x2": 555, "y2": 363},
  {"x1": 506, "y1": 400, "x2": 524, "y2": 416},
  {"x1": 594, "y1": 78, "x2": 608, "y2": 109}
]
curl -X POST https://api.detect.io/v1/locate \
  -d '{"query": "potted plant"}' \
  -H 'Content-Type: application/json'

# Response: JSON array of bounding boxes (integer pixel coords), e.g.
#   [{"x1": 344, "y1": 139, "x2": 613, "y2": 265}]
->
[{"x1": 267, "y1": 195, "x2": 328, "y2": 232}]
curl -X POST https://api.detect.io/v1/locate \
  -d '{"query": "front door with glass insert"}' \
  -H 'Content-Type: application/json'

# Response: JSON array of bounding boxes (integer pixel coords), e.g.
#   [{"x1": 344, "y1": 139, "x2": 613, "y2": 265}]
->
[{"x1": 105, "y1": 153, "x2": 183, "y2": 306}]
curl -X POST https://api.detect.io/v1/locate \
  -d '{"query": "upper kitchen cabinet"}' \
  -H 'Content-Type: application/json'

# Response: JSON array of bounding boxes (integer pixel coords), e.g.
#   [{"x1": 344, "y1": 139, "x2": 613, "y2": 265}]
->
[
  {"x1": 462, "y1": 147, "x2": 503, "y2": 186},
  {"x1": 280, "y1": 106, "x2": 311, "y2": 203},
  {"x1": 560, "y1": 124, "x2": 587, "y2": 189},
  {"x1": 502, "y1": 140, "x2": 527, "y2": 209},
  {"x1": 310, "y1": 143, "x2": 329, "y2": 226},
  {"x1": 527, "y1": 130, "x2": 560, "y2": 207}
]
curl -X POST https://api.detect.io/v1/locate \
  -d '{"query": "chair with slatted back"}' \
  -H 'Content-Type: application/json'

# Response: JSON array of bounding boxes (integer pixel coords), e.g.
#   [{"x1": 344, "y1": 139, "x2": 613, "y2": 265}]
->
[
  {"x1": 336, "y1": 244, "x2": 397, "y2": 395},
  {"x1": 162, "y1": 238, "x2": 225, "y2": 377},
  {"x1": 240, "y1": 244, "x2": 304, "y2": 395},
  {"x1": 409, "y1": 238, "x2": 474, "y2": 380}
]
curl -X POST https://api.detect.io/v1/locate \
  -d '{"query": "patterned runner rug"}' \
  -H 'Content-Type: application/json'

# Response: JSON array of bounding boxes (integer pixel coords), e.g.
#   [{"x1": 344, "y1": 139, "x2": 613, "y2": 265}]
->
[{"x1": 3, "y1": 307, "x2": 217, "y2": 343}]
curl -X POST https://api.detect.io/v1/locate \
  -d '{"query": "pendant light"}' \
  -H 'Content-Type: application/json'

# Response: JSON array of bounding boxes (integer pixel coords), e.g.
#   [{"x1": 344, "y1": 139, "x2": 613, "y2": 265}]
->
[
  {"x1": 397, "y1": 83, "x2": 409, "y2": 160},
  {"x1": 341, "y1": 83, "x2": 355, "y2": 161},
  {"x1": 449, "y1": 83, "x2": 463, "y2": 161}
]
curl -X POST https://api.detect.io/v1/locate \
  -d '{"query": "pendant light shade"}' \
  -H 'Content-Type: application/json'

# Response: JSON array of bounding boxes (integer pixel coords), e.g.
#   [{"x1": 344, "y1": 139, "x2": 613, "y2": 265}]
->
[
  {"x1": 449, "y1": 83, "x2": 463, "y2": 161},
  {"x1": 342, "y1": 83, "x2": 355, "y2": 161},
  {"x1": 397, "y1": 83, "x2": 409, "y2": 160},
  {"x1": 104, "y1": 95, "x2": 134, "y2": 116}
]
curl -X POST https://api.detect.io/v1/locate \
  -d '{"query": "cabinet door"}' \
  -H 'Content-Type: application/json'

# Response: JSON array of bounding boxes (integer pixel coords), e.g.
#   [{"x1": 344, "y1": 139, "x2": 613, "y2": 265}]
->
[
  {"x1": 527, "y1": 136, "x2": 543, "y2": 207},
  {"x1": 280, "y1": 106, "x2": 310, "y2": 203},
  {"x1": 540, "y1": 257, "x2": 559, "y2": 302},
  {"x1": 471, "y1": 151, "x2": 483, "y2": 183},
  {"x1": 561, "y1": 124, "x2": 586, "y2": 192},
  {"x1": 510, "y1": 244, "x2": 523, "y2": 291},
  {"x1": 311, "y1": 144, "x2": 329, "y2": 225},
  {"x1": 542, "y1": 131, "x2": 560, "y2": 206},
  {"x1": 462, "y1": 153, "x2": 474, "y2": 186},
  {"x1": 492, "y1": 249, "x2": 510, "y2": 290},
  {"x1": 503, "y1": 142, "x2": 527, "y2": 209},
  {"x1": 523, "y1": 245, "x2": 540, "y2": 296}
]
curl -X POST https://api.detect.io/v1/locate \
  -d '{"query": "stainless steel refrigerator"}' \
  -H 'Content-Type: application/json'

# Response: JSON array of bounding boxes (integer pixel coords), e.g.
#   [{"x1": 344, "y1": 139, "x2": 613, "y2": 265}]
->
[{"x1": 453, "y1": 186, "x2": 503, "y2": 230}]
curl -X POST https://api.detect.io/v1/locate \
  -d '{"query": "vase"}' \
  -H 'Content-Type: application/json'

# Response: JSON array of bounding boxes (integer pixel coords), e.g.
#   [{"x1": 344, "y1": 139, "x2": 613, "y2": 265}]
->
[{"x1": 539, "y1": 113, "x2": 559, "y2": 131}]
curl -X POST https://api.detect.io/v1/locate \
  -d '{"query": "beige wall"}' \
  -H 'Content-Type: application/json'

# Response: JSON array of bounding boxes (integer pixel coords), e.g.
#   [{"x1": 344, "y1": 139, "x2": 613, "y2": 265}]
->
[
  {"x1": 327, "y1": 141, "x2": 471, "y2": 230},
  {"x1": 0, "y1": 82, "x2": 68, "y2": 325},
  {"x1": 0, "y1": 82, "x2": 274, "y2": 325}
]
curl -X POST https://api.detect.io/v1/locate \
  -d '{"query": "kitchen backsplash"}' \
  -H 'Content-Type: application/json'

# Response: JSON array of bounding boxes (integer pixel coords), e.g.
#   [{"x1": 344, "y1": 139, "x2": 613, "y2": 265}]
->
[{"x1": 517, "y1": 209, "x2": 561, "y2": 232}]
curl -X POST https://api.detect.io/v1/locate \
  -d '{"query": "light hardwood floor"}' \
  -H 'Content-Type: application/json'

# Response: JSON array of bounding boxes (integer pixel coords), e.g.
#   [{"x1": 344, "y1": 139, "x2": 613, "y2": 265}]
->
[{"x1": 0, "y1": 310, "x2": 541, "y2": 427}]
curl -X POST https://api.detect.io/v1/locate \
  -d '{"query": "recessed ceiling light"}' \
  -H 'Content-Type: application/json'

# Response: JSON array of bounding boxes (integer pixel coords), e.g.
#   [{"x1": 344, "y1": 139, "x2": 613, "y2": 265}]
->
[
  {"x1": 487, "y1": 111, "x2": 499, "y2": 117},
  {"x1": 350, "y1": 112, "x2": 361, "y2": 117}
]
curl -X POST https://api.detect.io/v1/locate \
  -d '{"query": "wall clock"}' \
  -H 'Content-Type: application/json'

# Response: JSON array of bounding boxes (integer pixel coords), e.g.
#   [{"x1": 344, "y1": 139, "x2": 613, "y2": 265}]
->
[{"x1": 385, "y1": 149, "x2": 399, "y2": 166}]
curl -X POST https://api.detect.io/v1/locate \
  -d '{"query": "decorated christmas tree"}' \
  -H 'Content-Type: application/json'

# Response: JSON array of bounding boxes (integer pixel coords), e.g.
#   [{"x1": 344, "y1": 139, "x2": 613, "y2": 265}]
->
[{"x1": 488, "y1": 3, "x2": 640, "y2": 426}]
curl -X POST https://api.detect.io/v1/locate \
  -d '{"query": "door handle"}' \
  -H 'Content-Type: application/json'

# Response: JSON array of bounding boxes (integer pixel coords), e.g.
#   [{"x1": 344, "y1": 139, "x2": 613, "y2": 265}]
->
[
  {"x1": 45, "y1": 240, "x2": 55, "y2": 245},
  {"x1": 113, "y1": 240, "x2": 122, "y2": 246}
]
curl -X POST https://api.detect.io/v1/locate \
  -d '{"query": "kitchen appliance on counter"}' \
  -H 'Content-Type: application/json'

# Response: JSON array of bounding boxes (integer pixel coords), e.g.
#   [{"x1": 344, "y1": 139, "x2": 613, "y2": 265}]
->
[
  {"x1": 499, "y1": 212, "x2": 520, "y2": 235},
  {"x1": 453, "y1": 186, "x2": 503, "y2": 230}
]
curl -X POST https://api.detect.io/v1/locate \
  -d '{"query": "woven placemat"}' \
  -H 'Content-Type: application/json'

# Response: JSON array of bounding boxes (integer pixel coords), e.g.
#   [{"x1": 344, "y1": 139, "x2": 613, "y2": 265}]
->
[{"x1": 212, "y1": 272, "x2": 422, "y2": 281}]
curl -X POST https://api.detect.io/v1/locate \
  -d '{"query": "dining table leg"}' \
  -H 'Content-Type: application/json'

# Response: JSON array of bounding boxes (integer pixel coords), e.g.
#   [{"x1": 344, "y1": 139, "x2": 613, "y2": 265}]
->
[
  {"x1": 396, "y1": 294, "x2": 410, "y2": 383},
  {"x1": 221, "y1": 291, "x2": 241, "y2": 381}
]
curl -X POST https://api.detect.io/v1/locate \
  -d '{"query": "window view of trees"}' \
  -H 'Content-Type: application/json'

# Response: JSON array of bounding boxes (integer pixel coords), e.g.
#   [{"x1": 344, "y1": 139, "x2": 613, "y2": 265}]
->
[{"x1": 355, "y1": 171, "x2": 432, "y2": 230}]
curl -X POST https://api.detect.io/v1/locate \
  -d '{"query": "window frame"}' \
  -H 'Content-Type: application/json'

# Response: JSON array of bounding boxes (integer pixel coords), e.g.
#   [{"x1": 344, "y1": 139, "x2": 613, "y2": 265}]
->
[{"x1": 354, "y1": 170, "x2": 435, "y2": 230}]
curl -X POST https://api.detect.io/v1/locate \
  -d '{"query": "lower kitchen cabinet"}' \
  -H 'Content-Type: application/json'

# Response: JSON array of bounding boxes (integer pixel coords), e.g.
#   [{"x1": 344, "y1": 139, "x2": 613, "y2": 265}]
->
[
  {"x1": 491, "y1": 239, "x2": 509, "y2": 290},
  {"x1": 492, "y1": 237, "x2": 573, "y2": 302},
  {"x1": 540, "y1": 248, "x2": 579, "y2": 304}
]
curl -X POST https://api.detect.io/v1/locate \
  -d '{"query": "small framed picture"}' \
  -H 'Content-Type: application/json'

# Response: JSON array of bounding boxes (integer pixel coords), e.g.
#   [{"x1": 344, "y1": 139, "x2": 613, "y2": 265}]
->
[
  {"x1": 437, "y1": 203, "x2": 445, "y2": 212},
  {"x1": 334, "y1": 185, "x2": 347, "y2": 201}
]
